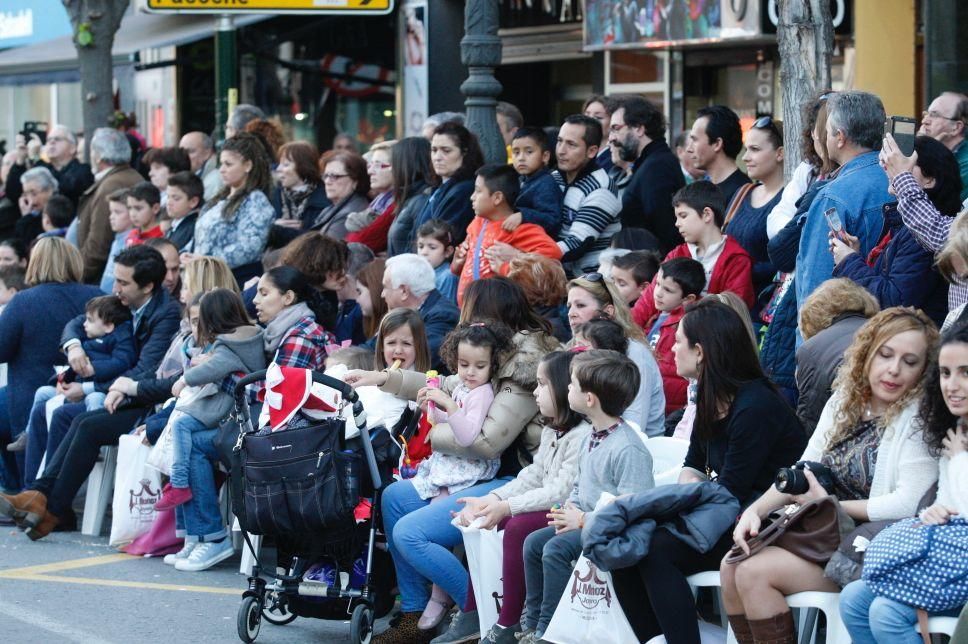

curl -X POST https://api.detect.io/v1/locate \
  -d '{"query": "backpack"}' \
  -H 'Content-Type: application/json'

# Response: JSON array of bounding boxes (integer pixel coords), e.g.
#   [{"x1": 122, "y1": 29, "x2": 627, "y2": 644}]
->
[{"x1": 862, "y1": 516, "x2": 968, "y2": 611}]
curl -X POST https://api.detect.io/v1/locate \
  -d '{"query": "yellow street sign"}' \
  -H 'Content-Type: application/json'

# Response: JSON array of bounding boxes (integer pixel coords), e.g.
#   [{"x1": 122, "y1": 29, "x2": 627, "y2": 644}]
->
[{"x1": 146, "y1": 0, "x2": 393, "y2": 14}]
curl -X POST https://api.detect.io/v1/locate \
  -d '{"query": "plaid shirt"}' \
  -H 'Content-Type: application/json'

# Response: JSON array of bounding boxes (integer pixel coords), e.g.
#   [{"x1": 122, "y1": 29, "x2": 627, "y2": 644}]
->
[
  {"x1": 893, "y1": 171, "x2": 967, "y2": 309},
  {"x1": 246, "y1": 316, "x2": 333, "y2": 402}
]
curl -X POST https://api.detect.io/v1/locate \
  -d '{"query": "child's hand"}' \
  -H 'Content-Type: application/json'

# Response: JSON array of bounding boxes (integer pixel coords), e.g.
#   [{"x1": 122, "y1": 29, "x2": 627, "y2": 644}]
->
[
  {"x1": 344, "y1": 369, "x2": 388, "y2": 388},
  {"x1": 452, "y1": 242, "x2": 469, "y2": 272},
  {"x1": 57, "y1": 381, "x2": 85, "y2": 403},
  {"x1": 502, "y1": 212, "x2": 523, "y2": 232},
  {"x1": 190, "y1": 353, "x2": 212, "y2": 367},
  {"x1": 547, "y1": 501, "x2": 584, "y2": 535},
  {"x1": 171, "y1": 378, "x2": 186, "y2": 397},
  {"x1": 133, "y1": 424, "x2": 150, "y2": 446},
  {"x1": 421, "y1": 388, "x2": 455, "y2": 413}
]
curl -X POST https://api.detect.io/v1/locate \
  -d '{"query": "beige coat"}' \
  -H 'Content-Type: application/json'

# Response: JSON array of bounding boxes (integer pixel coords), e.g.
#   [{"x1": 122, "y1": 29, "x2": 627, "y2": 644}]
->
[{"x1": 77, "y1": 164, "x2": 143, "y2": 283}]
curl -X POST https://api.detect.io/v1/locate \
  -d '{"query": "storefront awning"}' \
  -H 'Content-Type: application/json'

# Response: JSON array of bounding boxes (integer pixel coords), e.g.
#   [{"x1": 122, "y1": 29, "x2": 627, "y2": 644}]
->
[{"x1": 0, "y1": 11, "x2": 267, "y2": 84}]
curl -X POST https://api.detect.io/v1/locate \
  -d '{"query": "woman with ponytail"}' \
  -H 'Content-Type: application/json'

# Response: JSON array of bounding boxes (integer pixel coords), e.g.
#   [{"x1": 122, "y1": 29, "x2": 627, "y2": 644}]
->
[{"x1": 253, "y1": 266, "x2": 335, "y2": 370}]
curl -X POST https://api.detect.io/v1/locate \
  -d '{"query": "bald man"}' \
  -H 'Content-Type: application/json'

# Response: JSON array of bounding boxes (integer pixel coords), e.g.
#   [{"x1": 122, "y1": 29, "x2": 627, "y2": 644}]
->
[{"x1": 179, "y1": 131, "x2": 222, "y2": 201}]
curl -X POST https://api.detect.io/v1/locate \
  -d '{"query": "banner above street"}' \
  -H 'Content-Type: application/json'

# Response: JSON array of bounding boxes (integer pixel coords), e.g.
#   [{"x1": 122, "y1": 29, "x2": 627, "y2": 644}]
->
[{"x1": 145, "y1": 0, "x2": 393, "y2": 14}]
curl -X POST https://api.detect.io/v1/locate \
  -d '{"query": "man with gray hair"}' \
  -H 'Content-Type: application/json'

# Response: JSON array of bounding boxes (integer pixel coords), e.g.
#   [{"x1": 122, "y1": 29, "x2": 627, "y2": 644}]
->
[
  {"x1": 919, "y1": 91, "x2": 968, "y2": 201},
  {"x1": 379, "y1": 253, "x2": 459, "y2": 370},
  {"x1": 15, "y1": 166, "x2": 58, "y2": 246},
  {"x1": 795, "y1": 91, "x2": 894, "y2": 326},
  {"x1": 179, "y1": 131, "x2": 222, "y2": 200},
  {"x1": 76, "y1": 127, "x2": 142, "y2": 283},
  {"x1": 225, "y1": 103, "x2": 265, "y2": 139}
]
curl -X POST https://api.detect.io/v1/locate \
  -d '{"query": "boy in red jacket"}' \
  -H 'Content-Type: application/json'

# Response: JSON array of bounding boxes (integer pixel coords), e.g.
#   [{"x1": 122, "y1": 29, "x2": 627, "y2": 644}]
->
[
  {"x1": 645, "y1": 257, "x2": 705, "y2": 413},
  {"x1": 632, "y1": 180, "x2": 753, "y2": 327},
  {"x1": 453, "y1": 164, "x2": 562, "y2": 305}
]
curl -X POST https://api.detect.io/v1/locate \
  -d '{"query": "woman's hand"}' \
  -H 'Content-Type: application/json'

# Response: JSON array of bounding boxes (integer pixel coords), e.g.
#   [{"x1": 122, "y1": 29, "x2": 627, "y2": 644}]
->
[
  {"x1": 104, "y1": 390, "x2": 126, "y2": 414},
  {"x1": 791, "y1": 468, "x2": 828, "y2": 505},
  {"x1": 942, "y1": 424, "x2": 968, "y2": 459},
  {"x1": 171, "y1": 377, "x2": 187, "y2": 398},
  {"x1": 110, "y1": 376, "x2": 138, "y2": 397},
  {"x1": 829, "y1": 231, "x2": 860, "y2": 266},
  {"x1": 133, "y1": 424, "x2": 150, "y2": 446},
  {"x1": 732, "y1": 508, "x2": 762, "y2": 555},
  {"x1": 179, "y1": 252, "x2": 197, "y2": 265},
  {"x1": 548, "y1": 502, "x2": 584, "y2": 535},
  {"x1": 879, "y1": 133, "x2": 918, "y2": 181},
  {"x1": 920, "y1": 503, "x2": 958, "y2": 526},
  {"x1": 343, "y1": 369, "x2": 387, "y2": 388}
]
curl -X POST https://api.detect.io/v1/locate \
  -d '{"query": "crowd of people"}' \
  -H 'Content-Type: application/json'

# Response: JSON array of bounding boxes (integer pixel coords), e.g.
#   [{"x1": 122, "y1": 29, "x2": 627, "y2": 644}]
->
[{"x1": 0, "y1": 89, "x2": 966, "y2": 644}]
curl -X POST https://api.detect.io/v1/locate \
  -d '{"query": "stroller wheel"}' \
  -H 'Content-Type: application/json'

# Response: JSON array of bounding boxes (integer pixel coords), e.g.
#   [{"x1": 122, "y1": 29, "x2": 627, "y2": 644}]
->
[
  {"x1": 261, "y1": 590, "x2": 297, "y2": 625},
  {"x1": 237, "y1": 596, "x2": 262, "y2": 643},
  {"x1": 350, "y1": 603, "x2": 374, "y2": 644}
]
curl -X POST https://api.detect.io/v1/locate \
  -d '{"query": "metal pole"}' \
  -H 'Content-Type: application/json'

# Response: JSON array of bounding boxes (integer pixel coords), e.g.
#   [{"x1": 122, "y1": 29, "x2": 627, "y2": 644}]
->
[
  {"x1": 215, "y1": 14, "x2": 238, "y2": 141},
  {"x1": 460, "y1": 0, "x2": 504, "y2": 164}
]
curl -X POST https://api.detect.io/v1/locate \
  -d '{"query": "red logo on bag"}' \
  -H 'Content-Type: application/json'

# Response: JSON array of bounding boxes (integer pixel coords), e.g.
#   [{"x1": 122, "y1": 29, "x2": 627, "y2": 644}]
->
[
  {"x1": 129, "y1": 479, "x2": 161, "y2": 515},
  {"x1": 569, "y1": 562, "x2": 612, "y2": 609}
]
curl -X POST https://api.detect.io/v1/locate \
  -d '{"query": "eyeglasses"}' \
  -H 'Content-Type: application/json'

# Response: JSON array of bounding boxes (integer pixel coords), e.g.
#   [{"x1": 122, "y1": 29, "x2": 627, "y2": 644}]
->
[
  {"x1": 322, "y1": 173, "x2": 349, "y2": 181},
  {"x1": 923, "y1": 110, "x2": 961, "y2": 123},
  {"x1": 367, "y1": 162, "x2": 391, "y2": 170}
]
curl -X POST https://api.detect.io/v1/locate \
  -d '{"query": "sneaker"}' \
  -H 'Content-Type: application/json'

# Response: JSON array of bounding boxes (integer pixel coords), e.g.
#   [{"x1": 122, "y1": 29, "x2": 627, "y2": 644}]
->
[
  {"x1": 482, "y1": 623, "x2": 522, "y2": 644},
  {"x1": 430, "y1": 609, "x2": 480, "y2": 644},
  {"x1": 6, "y1": 432, "x2": 27, "y2": 452},
  {"x1": 154, "y1": 486, "x2": 193, "y2": 512},
  {"x1": 163, "y1": 541, "x2": 197, "y2": 565},
  {"x1": 174, "y1": 539, "x2": 234, "y2": 572},
  {"x1": 514, "y1": 630, "x2": 534, "y2": 642}
]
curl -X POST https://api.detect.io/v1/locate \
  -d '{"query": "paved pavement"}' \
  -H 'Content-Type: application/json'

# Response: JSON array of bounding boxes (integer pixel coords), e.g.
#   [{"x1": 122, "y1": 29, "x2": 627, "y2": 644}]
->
[{"x1": 0, "y1": 521, "x2": 391, "y2": 643}]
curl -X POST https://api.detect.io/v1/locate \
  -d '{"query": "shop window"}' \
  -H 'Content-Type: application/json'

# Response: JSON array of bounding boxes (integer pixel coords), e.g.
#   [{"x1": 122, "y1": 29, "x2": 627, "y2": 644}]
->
[{"x1": 609, "y1": 50, "x2": 664, "y2": 84}]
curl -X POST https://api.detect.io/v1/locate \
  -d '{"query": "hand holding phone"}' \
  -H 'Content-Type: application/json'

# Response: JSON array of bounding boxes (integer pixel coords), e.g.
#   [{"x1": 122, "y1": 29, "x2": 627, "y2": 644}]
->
[
  {"x1": 824, "y1": 207, "x2": 849, "y2": 243},
  {"x1": 886, "y1": 116, "x2": 917, "y2": 157}
]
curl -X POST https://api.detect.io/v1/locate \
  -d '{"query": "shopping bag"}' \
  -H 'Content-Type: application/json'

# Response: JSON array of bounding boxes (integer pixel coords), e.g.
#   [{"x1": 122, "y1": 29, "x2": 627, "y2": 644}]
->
[
  {"x1": 109, "y1": 434, "x2": 162, "y2": 547},
  {"x1": 123, "y1": 509, "x2": 182, "y2": 557},
  {"x1": 146, "y1": 410, "x2": 176, "y2": 476},
  {"x1": 454, "y1": 516, "x2": 505, "y2": 637},
  {"x1": 542, "y1": 554, "x2": 638, "y2": 644}
]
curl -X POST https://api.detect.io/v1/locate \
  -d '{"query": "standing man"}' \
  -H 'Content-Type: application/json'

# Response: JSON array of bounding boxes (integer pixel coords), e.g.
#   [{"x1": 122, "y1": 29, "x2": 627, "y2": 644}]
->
[
  {"x1": 610, "y1": 96, "x2": 686, "y2": 254},
  {"x1": 919, "y1": 91, "x2": 968, "y2": 201},
  {"x1": 687, "y1": 105, "x2": 751, "y2": 205},
  {"x1": 179, "y1": 131, "x2": 222, "y2": 201},
  {"x1": 553, "y1": 115, "x2": 621, "y2": 275}
]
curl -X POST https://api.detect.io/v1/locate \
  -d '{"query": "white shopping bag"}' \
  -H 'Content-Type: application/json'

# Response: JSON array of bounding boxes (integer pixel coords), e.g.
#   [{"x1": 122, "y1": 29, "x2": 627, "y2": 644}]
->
[
  {"x1": 542, "y1": 553, "x2": 638, "y2": 644},
  {"x1": 109, "y1": 434, "x2": 162, "y2": 547},
  {"x1": 146, "y1": 408, "x2": 179, "y2": 476},
  {"x1": 454, "y1": 517, "x2": 505, "y2": 637}
]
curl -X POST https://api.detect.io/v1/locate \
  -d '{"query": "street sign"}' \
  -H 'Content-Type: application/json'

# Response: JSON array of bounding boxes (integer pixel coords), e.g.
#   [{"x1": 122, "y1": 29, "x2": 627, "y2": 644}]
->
[{"x1": 145, "y1": 0, "x2": 394, "y2": 15}]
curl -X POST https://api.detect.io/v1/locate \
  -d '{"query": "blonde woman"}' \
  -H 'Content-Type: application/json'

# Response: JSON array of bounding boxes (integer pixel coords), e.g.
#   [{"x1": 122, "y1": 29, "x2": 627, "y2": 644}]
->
[
  {"x1": 179, "y1": 255, "x2": 240, "y2": 305},
  {"x1": 346, "y1": 140, "x2": 398, "y2": 254},
  {"x1": 720, "y1": 307, "x2": 941, "y2": 644},
  {"x1": 937, "y1": 212, "x2": 968, "y2": 330},
  {"x1": 566, "y1": 274, "x2": 665, "y2": 435}
]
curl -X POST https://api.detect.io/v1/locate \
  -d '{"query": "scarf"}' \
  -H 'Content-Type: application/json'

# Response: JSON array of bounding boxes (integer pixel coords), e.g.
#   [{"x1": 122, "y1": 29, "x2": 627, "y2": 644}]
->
[
  {"x1": 263, "y1": 302, "x2": 314, "y2": 354},
  {"x1": 280, "y1": 183, "x2": 316, "y2": 221}
]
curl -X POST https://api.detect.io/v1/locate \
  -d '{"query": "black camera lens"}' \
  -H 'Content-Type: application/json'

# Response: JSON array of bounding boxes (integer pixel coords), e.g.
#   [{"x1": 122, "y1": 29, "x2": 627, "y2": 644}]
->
[{"x1": 775, "y1": 467, "x2": 809, "y2": 495}]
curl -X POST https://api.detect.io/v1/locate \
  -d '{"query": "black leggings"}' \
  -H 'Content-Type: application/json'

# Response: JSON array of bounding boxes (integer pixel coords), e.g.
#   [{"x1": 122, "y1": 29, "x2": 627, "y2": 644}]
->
[{"x1": 611, "y1": 527, "x2": 733, "y2": 644}]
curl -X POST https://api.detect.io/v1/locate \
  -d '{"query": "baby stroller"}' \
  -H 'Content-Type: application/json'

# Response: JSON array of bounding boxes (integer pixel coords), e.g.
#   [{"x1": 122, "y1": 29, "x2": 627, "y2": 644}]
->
[{"x1": 225, "y1": 369, "x2": 400, "y2": 644}]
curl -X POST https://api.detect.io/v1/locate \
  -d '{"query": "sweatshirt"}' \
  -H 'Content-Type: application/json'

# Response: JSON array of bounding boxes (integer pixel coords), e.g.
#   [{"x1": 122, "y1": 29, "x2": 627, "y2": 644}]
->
[{"x1": 568, "y1": 421, "x2": 655, "y2": 512}]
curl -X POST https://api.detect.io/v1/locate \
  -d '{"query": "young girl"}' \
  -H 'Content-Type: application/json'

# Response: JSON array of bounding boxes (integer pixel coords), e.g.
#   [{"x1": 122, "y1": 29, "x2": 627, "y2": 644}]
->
[
  {"x1": 573, "y1": 317, "x2": 630, "y2": 355},
  {"x1": 154, "y1": 289, "x2": 266, "y2": 522},
  {"x1": 416, "y1": 219, "x2": 457, "y2": 303},
  {"x1": 455, "y1": 351, "x2": 591, "y2": 643},
  {"x1": 840, "y1": 323, "x2": 968, "y2": 643}
]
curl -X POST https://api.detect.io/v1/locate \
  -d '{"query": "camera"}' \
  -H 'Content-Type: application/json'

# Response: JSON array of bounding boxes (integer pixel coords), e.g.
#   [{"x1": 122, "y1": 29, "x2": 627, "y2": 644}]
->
[{"x1": 774, "y1": 461, "x2": 835, "y2": 495}]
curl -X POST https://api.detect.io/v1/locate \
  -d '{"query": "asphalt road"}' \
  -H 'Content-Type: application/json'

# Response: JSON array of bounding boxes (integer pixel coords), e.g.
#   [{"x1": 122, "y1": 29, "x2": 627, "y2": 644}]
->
[{"x1": 0, "y1": 522, "x2": 391, "y2": 643}]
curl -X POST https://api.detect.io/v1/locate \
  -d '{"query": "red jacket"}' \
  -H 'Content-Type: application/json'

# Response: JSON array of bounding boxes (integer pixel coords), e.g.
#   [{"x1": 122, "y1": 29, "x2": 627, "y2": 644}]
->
[
  {"x1": 644, "y1": 306, "x2": 689, "y2": 414},
  {"x1": 346, "y1": 202, "x2": 396, "y2": 254},
  {"x1": 632, "y1": 235, "x2": 754, "y2": 327}
]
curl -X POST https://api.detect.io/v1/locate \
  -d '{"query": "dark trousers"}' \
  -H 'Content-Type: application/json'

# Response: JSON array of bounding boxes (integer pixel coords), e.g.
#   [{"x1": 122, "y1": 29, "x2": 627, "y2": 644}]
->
[
  {"x1": 610, "y1": 527, "x2": 733, "y2": 644},
  {"x1": 31, "y1": 405, "x2": 147, "y2": 518}
]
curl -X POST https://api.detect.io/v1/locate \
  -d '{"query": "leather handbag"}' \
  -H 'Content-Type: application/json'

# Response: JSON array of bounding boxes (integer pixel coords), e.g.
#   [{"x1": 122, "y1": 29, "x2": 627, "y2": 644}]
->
[{"x1": 724, "y1": 495, "x2": 849, "y2": 565}]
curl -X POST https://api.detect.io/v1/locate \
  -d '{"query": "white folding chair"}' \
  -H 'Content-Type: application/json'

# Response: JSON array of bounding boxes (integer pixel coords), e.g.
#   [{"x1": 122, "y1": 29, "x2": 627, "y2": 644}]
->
[
  {"x1": 81, "y1": 445, "x2": 117, "y2": 536},
  {"x1": 640, "y1": 435, "x2": 689, "y2": 486},
  {"x1": 919, "y1": 616, "x2": 958, "y2": 638},
  {"x1": 785, "y1": 591, "x2": 850, "y2": 644},
  {"x1": 232, "y1": 516, "x2": 262, "y2": 576},
  {"x1": 687, "y1": 570, "x2": 728, "y2": 631}
]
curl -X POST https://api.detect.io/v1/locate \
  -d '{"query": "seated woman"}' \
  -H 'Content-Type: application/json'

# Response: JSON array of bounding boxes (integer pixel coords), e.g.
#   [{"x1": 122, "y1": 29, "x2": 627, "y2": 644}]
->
[
  {"x1": 840, "y1": 322, "x2": 968, "y2": 643},
  {"x1": 565, "y1": 274, "x2": 665, "y2": 436},
  {"x1": 721, "y1": 307, "x2": 941, "y2": 644},
  {"x1": 611, "y1": 300, "x2": 808, "y2": 643},
  {"x1": 253, "y1": 266, "x2": 334, "y2": 370}
]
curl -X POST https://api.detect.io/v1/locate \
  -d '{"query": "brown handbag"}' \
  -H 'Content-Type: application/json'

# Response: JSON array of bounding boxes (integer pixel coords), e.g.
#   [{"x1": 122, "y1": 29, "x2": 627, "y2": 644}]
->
[{"x1": 724, "y1": 496, "x2": 849, "y2": 565}]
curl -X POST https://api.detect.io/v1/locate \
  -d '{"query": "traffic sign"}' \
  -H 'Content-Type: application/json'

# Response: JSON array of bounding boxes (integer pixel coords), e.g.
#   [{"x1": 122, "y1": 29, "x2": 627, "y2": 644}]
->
[{"x1": 145, "y1": 0, "x2": 393, "y2": 14}]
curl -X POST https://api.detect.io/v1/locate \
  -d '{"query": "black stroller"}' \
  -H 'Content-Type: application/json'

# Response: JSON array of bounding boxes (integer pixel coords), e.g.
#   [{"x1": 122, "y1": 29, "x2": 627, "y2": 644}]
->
[{"x1": 225, "y1": 370, "x2": 401, "y2": 644}]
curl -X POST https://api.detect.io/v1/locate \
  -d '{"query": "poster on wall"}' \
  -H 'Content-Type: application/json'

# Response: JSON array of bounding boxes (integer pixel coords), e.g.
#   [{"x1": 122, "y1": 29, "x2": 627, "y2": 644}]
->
[
  {"x1": 583, "y1": 0, "x2": 761, "y2": 50},
  {"x1": 402, "y1": 0, "x2": 428, "y2": 137}
]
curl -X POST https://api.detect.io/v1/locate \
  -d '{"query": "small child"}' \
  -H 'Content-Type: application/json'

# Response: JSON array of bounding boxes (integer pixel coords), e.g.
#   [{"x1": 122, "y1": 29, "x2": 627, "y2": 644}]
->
[
  {"x1": 453, "y1": 164, "x2": 562, "y2": 305},
  {"x1": 165, "y1": 171, "x2": 203, "y2": 252},
  {"x1": 574, "y1": 317, "x2": 629, "y2": 355},
  {"x1": 100, "y1": 188, "x2": 133, "y2": 294},
  {"x1": 8, "y1": 295, "x2": 136, "y2": 453},
  {"x1": 416, "y1": 219, "x2": 457, "y2": 303},
  {"x1": 610, "y1": 250, "x2": 661, "y2": 306},
  {"x1": 39, "y1": 194, "x2": 73, "y2": 239},
  {"x1": 632, "y1": 181, "x2": 754, "y2": 328},
  {"x1": 125, "y1": 181, "x2": 164, "y2": 247},
  {"x1": 645, "y1": 257, "x2": 705, "y2": 414},
  {"x1": 504, "y1": 126, "x2": 564, "y2": 237},
  {"x1": 521, "y1": 350, "x2": 655, "y2": 642}
]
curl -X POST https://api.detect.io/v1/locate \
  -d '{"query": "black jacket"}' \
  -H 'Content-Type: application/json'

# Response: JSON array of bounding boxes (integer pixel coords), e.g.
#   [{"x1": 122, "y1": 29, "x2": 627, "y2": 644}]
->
[
  {"x1": 7, "y1": 159, "x2": 94, "y2": 209},
  {"x1": 619, "y1": 139, "x2": 686, "y2": 254},
  {"x1": 165, "y1": 212, "x2": 198, "y2": 252}
]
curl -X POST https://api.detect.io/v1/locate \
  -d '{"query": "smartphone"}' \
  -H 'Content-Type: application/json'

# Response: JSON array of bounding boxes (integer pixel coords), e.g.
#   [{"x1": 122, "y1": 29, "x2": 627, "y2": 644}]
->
[
  {"x1": 887, "y1": 116, "x2": 917, "y2": 156},
  {"x1": 824, "y1": 207, "x2": 848, "y2": 243}
]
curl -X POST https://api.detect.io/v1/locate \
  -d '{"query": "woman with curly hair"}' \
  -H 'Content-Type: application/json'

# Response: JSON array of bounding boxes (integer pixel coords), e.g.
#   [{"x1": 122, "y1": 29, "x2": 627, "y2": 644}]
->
[{"x1": 721, "y1": 306, "x2": 941, "y2": 644}]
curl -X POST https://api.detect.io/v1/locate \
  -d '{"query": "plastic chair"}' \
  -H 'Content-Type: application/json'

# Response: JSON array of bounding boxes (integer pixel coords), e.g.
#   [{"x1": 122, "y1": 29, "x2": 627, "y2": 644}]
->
[
  {"x1": 785, "y1": 591, "x2": 850, "y2": 644},
  {"x1": 81, "y1": 446, "x2": 118, "y2": 536},
  {"x1": 919, "y1": 616, "x2": 957, "y2": 637},
  {"x1": 232, "y1": 516, "x2": 262, "y2": 576},
  {"x1": 687, "y1": 571, "x2": 727, "y2": 630},
  {"x1": 641, "y1": 435, "x2": 689, "y2": 486}
]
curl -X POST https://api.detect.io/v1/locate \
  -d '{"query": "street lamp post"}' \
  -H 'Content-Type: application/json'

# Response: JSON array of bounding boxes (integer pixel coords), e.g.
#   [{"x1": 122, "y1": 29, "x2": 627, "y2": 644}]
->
[{"x1": 460, "y1": 0, "x2": 505, "y2": 164}]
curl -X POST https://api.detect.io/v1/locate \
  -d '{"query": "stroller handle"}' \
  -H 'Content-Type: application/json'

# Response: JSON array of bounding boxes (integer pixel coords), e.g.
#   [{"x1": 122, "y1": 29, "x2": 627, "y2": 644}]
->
[{"x1": 234, "y1": 369, "x2": 359, "y2": 404}]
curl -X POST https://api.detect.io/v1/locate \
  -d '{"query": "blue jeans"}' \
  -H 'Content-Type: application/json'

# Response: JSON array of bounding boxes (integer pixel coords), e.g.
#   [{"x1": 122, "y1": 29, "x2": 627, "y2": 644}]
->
[
  {"x1": 173, "y1": 428, "x2": 226, "y2": 541},
  {"x1": 523, "y1": 526, "x2": 582, "y2": 634},
  {"x1": 169, "y1": 411, "x2": 210, "y2": 489},
  {"x1": 381, "y1": 477, "x2": 507, "y2": 612},
  {"x1": 840, "y1": 580, "x2": 961, "y2": 644}
]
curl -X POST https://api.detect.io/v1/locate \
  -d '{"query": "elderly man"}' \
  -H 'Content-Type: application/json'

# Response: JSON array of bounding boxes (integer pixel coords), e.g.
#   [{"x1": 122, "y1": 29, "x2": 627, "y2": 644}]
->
[
  {"x1": 4, "y1": 125, "x2": 93, "y2": 210},
  {"x1": 380, "y1": 253, "x2": 459, "y2": 370},
  {"x1": 919, "y1": 91, "x2": 968, "y2": 201},
  {"x1": 179, "y1": 131, "x2": 222, "y2": 200},
  {"x1": 76, "y1": 128, "x2": 142, "y2": 283},
  {"x1": 15, "y1": 167, "x2": 58, "y2": 246},
  {"x1": 796, "y1": 91, "x2": 894, "y2": 323},
  {"x1": 224, "y1": 103, "x2": 265, "y2": 140}
]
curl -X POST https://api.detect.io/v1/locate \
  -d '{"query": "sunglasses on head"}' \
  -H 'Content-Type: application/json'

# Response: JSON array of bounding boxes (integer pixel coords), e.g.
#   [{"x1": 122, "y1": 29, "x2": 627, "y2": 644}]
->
[{"x1": 582, "y1": 272, "x2": 604, "y2": 283}]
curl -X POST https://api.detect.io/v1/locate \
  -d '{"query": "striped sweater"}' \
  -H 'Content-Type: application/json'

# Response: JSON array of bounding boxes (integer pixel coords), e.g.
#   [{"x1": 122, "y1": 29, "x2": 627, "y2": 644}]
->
[{"x1": 553, "y1": 163, "x2": 622, "y2": 275}]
